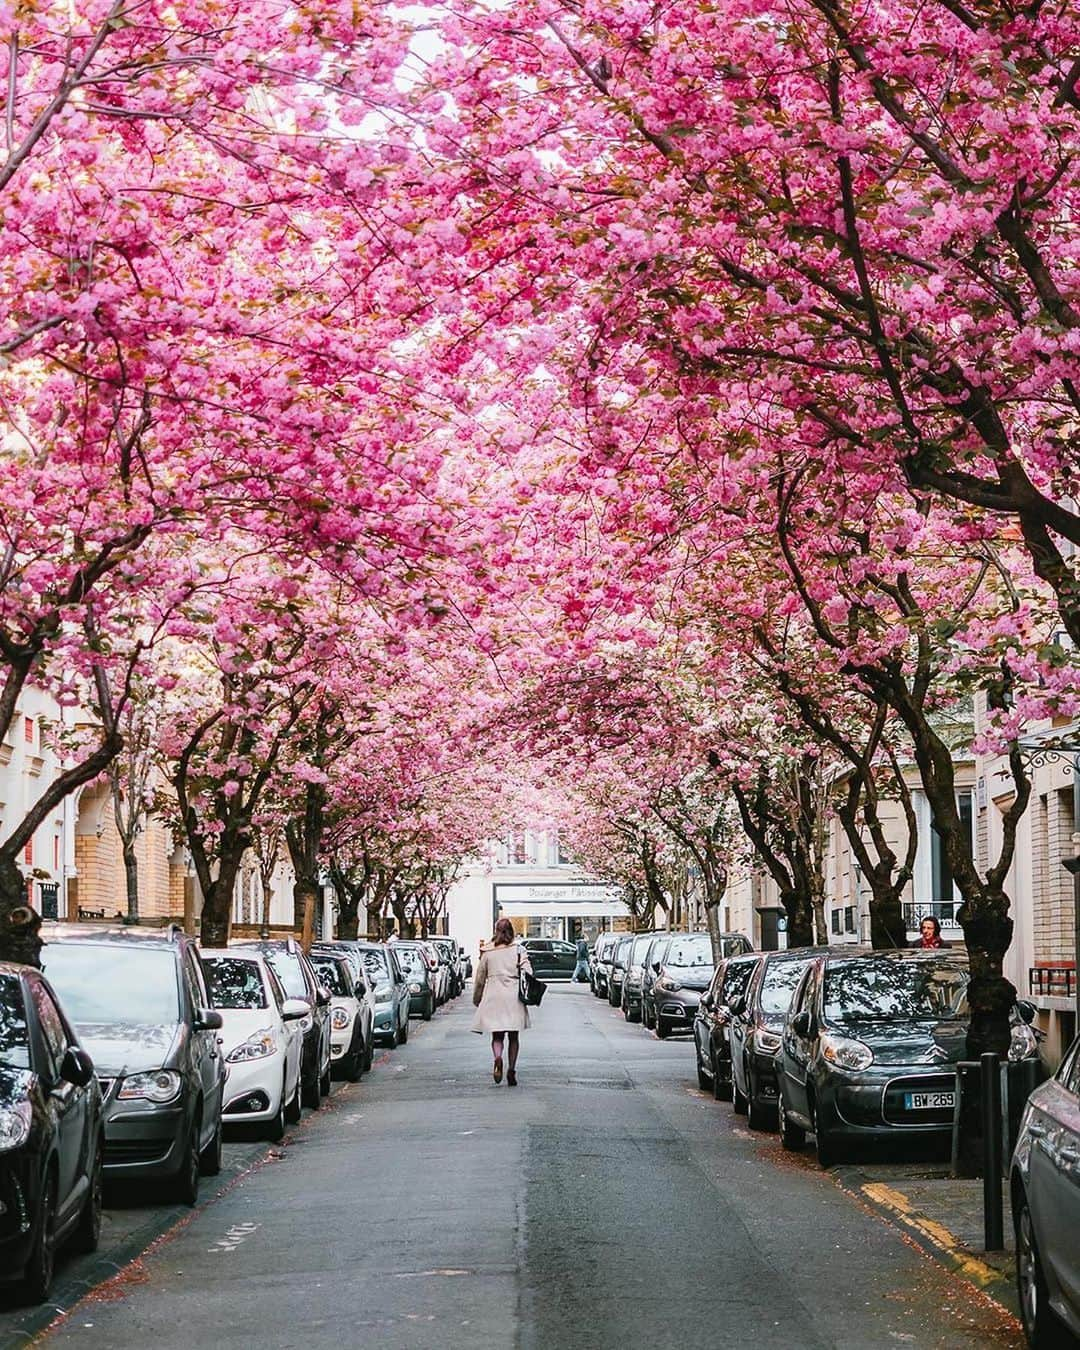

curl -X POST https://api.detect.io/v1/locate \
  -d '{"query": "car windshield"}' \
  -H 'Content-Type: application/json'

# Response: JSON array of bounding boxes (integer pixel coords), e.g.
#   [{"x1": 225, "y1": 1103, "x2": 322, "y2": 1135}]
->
[
  {"x1": 667, "y1": 937, "x2": 712, "y2": 968},
  {"x1": 824, "y1": 959, "x2": 970, "y2": 1025},
  {"x1": 631, "y1": 937, "x2": 654, "y2": 964},
  {"x1": 309, "y1": 959, "x2": 350, "y2": 997},
  {"x1": 0, "y1": 975, "x2": 30, "y2": 1070},
  {"x1": 362, "y1": 950, "x2": 389, "y2": 982},
  {"x1": 43, "y1": 944, "x2": 180, "y2": 1025},
  {"x1": 395, "y1": 948, "x2": 426, "y2": 973},
  {"x1": 759, "y1": 959, "x2": 814, "y2": 1015},
  {"x1": 203, "y1": 959, "x2": 267, "y2": 1010},
  {"x1": 264, "y1": 953, "x2": 307, "y2": 1000}
]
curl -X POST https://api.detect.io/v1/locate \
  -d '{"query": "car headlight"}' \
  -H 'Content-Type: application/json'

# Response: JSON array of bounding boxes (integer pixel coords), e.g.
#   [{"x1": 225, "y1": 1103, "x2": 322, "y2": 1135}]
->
[
  {"x1": 0, "y1": 1100, "x2": 32, "y2": 1152},
  {"x1": 118, "y1": 1069, "x2": 183, "y2": 1102},
  {"x1": 375, "y1": 985, "x2": 392, "y2": 1000},
  {"x1": 657, "y1": 977, "x2": 682, "y2": 992},
  {"x1": 820, "y1": 1033, "x2": 874, "y2": 1071},
  {"x1": 227, "y1": 1031, "x2": 276, "y2": 1063},
  {"x1": 331, "y1": 1007, "x2": 350, "y2": 1030},
  {"x1": 1009, "y1": 1023, "x2": 1038, "y2": 1062},
  {"x1": 753, "y1": 1028, "x2": 783, "y2": 1055},
  {"x1": 409, "y1": 982, "x2": 422, "y2": 993}
]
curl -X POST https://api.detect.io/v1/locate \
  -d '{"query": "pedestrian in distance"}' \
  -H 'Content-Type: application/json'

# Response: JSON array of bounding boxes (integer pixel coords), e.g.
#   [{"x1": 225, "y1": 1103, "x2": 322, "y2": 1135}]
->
[
  {"x1": 471, "y1": 917, "x2": 533, "y2": 1086},
  {"x1": 917, "y1": 916, "x2": 947, "y2": 949},
  {"x1": 573, "y1": 936, "x2": 590, "y2": 983}
]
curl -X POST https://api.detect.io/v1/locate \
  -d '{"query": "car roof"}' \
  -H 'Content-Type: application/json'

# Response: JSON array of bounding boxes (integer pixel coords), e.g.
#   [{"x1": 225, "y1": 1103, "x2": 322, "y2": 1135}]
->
[
  {"x1": 40, "y1": 924, "x2": 185, "y2": 949},
  {"x1": 825, "y1": 947, "x2": 968, "y2": 966}
]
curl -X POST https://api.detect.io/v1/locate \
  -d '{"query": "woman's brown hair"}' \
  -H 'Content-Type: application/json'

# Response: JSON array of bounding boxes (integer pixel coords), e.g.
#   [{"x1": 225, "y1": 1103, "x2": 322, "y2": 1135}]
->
[{"x1": 492, "y1": 917, "x2": 515, "y2": 946}]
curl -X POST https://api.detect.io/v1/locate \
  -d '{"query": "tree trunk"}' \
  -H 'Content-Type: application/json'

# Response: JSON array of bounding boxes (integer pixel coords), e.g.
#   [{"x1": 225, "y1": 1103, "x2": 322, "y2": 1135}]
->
[
  {"x1": 867, "y1": 880, "x2": 907, "y2": 950},
  {"x1": 293, "y1": 877, "x2": 319, "y2": 936},
  {"x1": 704, "y1": 897, "x2": 724, "y2": 965},
  {"x1": 780, "y1": 888, "x2": 814, "y2": 948},
  {"x1": 123, "y1": 843, "x2": 139, "y2": 925},
  {"x1": 337, "y1": 897, "x2": 360, "y2": 940},
  {"x1": 198, "y1": 847, "x2": 247, "y2": 948},
  {"x1": 958, "y1": 888, "x2": 1015, "y2": 1058},
  {"x1": 261, "y1": 880, "x2": 273, "y2": 938},
  {"x1": 0, "y1": 853, "x2": 41, "y2": 967}
]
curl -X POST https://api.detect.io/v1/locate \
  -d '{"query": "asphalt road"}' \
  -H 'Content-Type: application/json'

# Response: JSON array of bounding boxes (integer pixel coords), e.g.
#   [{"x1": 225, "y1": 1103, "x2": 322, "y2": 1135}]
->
[{"x1": 26, "y1": 984, "x2": 1020, "y2": 1350}]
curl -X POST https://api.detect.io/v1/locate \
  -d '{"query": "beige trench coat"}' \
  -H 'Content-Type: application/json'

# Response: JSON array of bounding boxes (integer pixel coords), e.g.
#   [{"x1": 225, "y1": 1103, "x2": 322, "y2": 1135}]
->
[{"x1": 471, "y1": 943, "x2": 533, "y2": 1033}]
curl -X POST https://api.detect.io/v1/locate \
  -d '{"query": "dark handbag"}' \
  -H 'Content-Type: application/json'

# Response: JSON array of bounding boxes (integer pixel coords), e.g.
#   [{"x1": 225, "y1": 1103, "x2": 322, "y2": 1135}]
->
[{"x1": 517, "y1": 951, "x2": 546, "y2": 1007}]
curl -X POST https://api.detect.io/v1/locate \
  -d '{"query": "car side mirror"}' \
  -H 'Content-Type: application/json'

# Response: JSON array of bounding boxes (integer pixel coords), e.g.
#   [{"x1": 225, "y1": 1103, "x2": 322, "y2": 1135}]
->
[
  {"x1": 195, "y1": 1007, "x2": 224, "y2": 1032},
  {"x1": 791, "y1": 1010, "x2": 812, "y2": 1037},
  {"x1": 728, "y1": 995, "x2": 746, "y2": 1017},
  {"x1": 700, "y1": 993, "x2": 714, "y2": 1011},
  {"x1": 282, "y1": 998, "x2": 309, "y2": 1021},
  {"x1": 1015, "y1": 999, "x2": 1037, "y2": 1025},
  {"x1": 316, "y1": 985, "x2": 331, "y2": 1007},
  {"x1": 60, "y1": 1046, "x2": 95, "y2": 1088},
  {"x1": 652, "y1": 962, "x2": 661, "y2": 974}
]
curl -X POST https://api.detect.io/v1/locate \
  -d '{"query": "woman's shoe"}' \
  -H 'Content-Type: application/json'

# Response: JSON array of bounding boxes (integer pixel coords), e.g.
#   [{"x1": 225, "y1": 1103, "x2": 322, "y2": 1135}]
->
[
  {"x1": 507, "y1": 1069, "x2": 517, "y2": 1087},
  {"x1": 493, "y1": 1058, "x2": 503, "y2": 1084}
]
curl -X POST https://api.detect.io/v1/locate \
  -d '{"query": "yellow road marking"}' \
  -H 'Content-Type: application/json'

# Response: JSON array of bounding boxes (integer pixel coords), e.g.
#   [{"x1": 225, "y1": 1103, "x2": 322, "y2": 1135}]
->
[{"x1": 860, "y1": 1183, "x2": 1002, "y2": 1289}]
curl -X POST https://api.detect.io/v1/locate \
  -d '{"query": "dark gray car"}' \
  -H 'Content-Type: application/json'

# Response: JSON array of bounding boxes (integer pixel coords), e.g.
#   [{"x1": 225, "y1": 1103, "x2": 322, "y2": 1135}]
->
[
  {"x1": 393, "y1": 942, "x2": 438, "y2": 1019},
  {"x1": 779, "y1": 949, "x2": 1041, "y2": 1167},
  {"x1": 651, "y1": 933, "x2": 714, "y2": 1038},
  {"x1": 41, "y1": 926, "x2": 224, "y2": 1205},
  {"x1": 1011, "y1": 1033, "x2": 1080, "y2": 1348}
]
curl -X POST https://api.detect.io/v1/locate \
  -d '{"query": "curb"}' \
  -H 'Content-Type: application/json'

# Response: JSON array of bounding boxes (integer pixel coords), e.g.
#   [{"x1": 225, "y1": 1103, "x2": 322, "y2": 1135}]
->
[{"x1": 832, "y1": 1165, "x2": 1020, "y2": 1322}]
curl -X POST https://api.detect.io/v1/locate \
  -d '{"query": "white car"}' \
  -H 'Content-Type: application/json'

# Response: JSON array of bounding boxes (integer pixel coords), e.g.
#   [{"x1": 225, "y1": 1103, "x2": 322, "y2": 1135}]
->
[
  {"x1": 309, "y1": 949, "x2": 371, "y2": 1081},
  {"x1": 202, "y1": 952, "x2": 306, "y2": 1140}
]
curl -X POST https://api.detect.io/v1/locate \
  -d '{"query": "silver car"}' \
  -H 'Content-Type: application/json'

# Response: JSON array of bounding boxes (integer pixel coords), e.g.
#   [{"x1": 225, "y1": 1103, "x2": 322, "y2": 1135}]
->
[{"x1": 1011, "y1": 1033, "x2": 1080, "y2": 1347}]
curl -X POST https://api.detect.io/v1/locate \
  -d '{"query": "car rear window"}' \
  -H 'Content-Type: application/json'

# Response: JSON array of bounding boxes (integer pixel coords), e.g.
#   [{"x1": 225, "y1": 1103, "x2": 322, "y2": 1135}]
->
[
  {"x1": 310, "y1": 958, "x2": 350, "y2": 997},
  {"x1": 824, "y1": 959, "x2": 970, "y2": 1025},
  {"x1": 666, "y1": 937, "x2": 712, "y2": 968},
  {"x1": 0, "y1": 975, "x2": 30, "y2": 1070},
  {"x1": 759, "y1": 959, "x2": 814, "y2": 1014},
  {"x1": 361, "y1": 949, "x2": 389, "y2": 981},
  {"x1": 43, "y1": 943, "x2": 180, "y2": 1026},
  {"x1": 265, "y1": 952, "x2": 308, "y2": 1000},
  {"x1": 721, "y1": 960, "x2": 755, "y2": 1003},
  {"x1": 204, "y1": 958, "x2": 267, "y2": 1009}
]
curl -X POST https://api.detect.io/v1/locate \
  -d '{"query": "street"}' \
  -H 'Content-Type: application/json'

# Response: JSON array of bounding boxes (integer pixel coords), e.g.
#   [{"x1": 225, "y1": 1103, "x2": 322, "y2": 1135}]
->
[{"x1": 22, "y1": 985, "x2": 1021, "y2": 1350}]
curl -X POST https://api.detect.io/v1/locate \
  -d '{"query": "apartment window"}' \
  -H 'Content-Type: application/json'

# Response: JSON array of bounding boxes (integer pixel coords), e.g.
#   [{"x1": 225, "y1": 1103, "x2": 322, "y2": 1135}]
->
[
  {"x1": 844, "y1": 906, "x2": 857, "y2": 934},
  {"x1": 53, "y1": 836, "x2": 60, "y2": 871},
  {"x1": 556, "y1": 835, "x2": 574, "y2": 866},
  {"x1": 930, "y1": 790, "x2": 974, "y2": 901},
  {"x1": 23, "y1": 717, "x2": 34, "y2": 744},
  {"x1": 507, "y1": 832, "x2": 527, "y2": 866},
  {"x1": 831, "y1": 909, "x2": 842, "y2": 935}
]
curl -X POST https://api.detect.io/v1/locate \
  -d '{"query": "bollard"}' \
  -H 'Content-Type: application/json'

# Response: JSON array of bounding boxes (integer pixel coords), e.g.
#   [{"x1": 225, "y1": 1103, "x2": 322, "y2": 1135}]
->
[{"x1": 981, "y1": 1051, "x2": 1004, "y2": 1251}]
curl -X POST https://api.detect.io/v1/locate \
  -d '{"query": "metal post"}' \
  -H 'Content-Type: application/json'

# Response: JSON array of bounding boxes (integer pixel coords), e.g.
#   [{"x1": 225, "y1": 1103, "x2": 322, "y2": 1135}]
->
[{"x1": 981, "y1": 1051, "x2": 1004, "y2": 1251}]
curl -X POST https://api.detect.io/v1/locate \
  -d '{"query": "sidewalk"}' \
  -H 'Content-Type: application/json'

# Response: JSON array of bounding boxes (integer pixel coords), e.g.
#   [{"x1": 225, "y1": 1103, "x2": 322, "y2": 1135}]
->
[{"x1": 834, "y1": 1161, "x2": 1019, "y2": 1320}]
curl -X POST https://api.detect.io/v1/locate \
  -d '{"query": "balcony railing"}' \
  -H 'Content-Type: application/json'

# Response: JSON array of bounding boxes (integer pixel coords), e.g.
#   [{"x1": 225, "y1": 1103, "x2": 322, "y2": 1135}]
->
[
  {"x1": 903, "y1": 900, "x2": 963, "y2": 931},
  {"x1": 1029, "y1": 966, "x2": 1076, "y2": 1000}
]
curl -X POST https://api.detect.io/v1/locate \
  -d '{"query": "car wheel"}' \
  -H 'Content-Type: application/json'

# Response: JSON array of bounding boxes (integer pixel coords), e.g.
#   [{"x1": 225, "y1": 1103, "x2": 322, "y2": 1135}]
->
[
  {"x1": 747, "y1": 1071, "x2": 773, "y2": 1131},
  {"x1": 174, "y1": 1115, "x2": 201, "y2": 1205},
  {"x1": 778, "y1": 1093, "x2": 806, "y2": 1151},
  {"x1": 696, "y1": 1051, "x2": 711, "y2": 1092},
  {"x1": 320, "y1": 1060, "x2": 332, "y2": 1098},
  {"x1": 363, "y1": 1035, "x2": 375, "y2": 1073},
  {"x1": 20, "y1": 1167, "x2": 57, "y2": 1304},
  {"x1": 423, "y1": 995, "x2": 433, "y2": 1021},
  {"x1": 608, "y1": 986, "x2": 619, "y2": 1007},
  {"x1": 73, "y1": 1136, "x2": 104, "y2": 1254},
  {"x1": 712, "y1": 1052, "x2": 732, "y2": 1102},
  {"x1": 200, "y1": 1110, "x2": 223, "y2": 1176},
  {"x1": 304, "y1": 1057, "x2": 322, "y2": 1110},
  {"x1": 812, "y1": 1100, "x2": 841, "y2": 1168},
  {"x1": 643, "y1": 1004, "x2": 654, "y2": 1030},
  {"x1": 267, "y1": 1077, "x2": 287, "y2": 1142},
  {"x1": 400, "y1": 1017, "x2": 409, "y2": 1045},
  {"x1": 1016, "y1": 1190, "x2": 1069, "y2": 1348},
  {"x1": 345, "y1": 1035, "x2": 363, "y2": 1083},
  {"x1": 628, "y1": 1001, "x2": 641, "y2": 1024},
  {"x1": 285, "y1": 1076, "x2": 302, "y2": 1124}
]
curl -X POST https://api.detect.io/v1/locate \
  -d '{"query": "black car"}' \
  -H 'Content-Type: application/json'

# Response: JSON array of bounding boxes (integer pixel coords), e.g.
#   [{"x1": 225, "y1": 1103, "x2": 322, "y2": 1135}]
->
[
  {"x1": 591, "y1": 933, "x2": 620, "y2": 999},
  {"x1": 693, "y1": 953, "x2": 759, "y2": 1099},
  {"x1": 521, "y1": 939, "x2": 578, "y2": 981},
  {"x1": 392, "y1": 942, "x2": 438, "y2": 1020},
  {"x1": 651, "y1": 933, "x2": 715, "y2": 1038},
  {"x1": 41, "y1": 926, "x2": 224, "y2": 1205},
  {"x1": 425, "y1": 937, "x2": 464, "y2": 998},
  {"x1": 640, "y1": 935, "x2": 672, "y2": 1029},
  {"x1": 0, "y1": 963, "x2": 102, "y2": 1303},
  {"x1": 607, "y1": 934, "x2": 634, "y2": 1007},
  {"x1": 779, "y1": 948, "x2": 1042, "y2": 1168},
  {"x1": 729, "y1": 947, "x2": 828, "y2": 1129},
  {"x1": 232, "y1": 939, "x2": 332, "y2": 1110}
]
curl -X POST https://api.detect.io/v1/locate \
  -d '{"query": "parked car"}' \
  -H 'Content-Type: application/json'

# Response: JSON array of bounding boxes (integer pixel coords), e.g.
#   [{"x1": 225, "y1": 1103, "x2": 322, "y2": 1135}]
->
[
  {"x1": 426, "y1": 937, "x2": 464, "y2": 997},
  {"x1": 521, "y1": 938, "x2": 578, "y2": 981},
  {"x1": 310, "y1": 941, "x2": 377, "y2": 1067},
  {"x1": 729, "y1": 948, "x2": 827, "y2": 1129},
  {"x1": 308, "y1": 949, "x2": 372, "y2": 1082},
  {"x1": 0, "y1": 962, "x2": 102, "y2": 1303},
  {"x1": 231, "y1": 939, "x2": 332, "y2": 1110},
  {"x1": 607, "y1": 934, "x2": 635, "y2": 1007},
  {"x1": 778, "y1": 948, "x2": 1042, "y2": 1167},
  {"x1": 201, "y1": 953, "x2": 305, "y2": 1139},
  {"x1": 640, "y1": 935, "x2": 672, "y2": 1029},
  {"x1": 591, "y1": 932, "x2": 620, "y2": 998},
  {"x1": 1012, "y1": 1032, "x2": 1080, "y2": 1348},
  {"x1": 621, "y1": 933, "x2": 661, "y2": 1023},
  {"x1": 42, "y1": 925, "x2": 225, "y2": 1204},
  {"x1": 385, "y1": 941, "x2": 436, "y2": 1020},
  {"x1": 422, "y1": 938, "x2": 454, "y2": 1003},
  {"x1": 651, "y1": 933, "x2": 715, "y2": 1038},
  {"x1": 693, "y1": 953, "x2": 760, "y2": 1098},
  {"x1": 355, "y1": 942, "x2": 410, "y2": 1046}
]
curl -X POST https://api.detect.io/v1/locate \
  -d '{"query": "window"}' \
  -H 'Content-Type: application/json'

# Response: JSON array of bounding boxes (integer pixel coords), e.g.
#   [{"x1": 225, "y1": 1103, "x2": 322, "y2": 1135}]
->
[
  {"x1": 23, "y1": 717, "x2": 34, "y2": 744},
  {"x1": 29, "y1": 979, "x2": 69, "y2": 1079},
  {"x1": 0, "y1": 975, "x2": 31, "y2": 1071},
  {"x1": 507, "y1": 831, "x2": 527, "y2": 865},
  {"x1": 42, "y1": 944, "x2": 180, "y2": 1026},
  {"x1": 844, "y1": 906, "x2": 857, "y2": 934},
  {"x1": 556, "y1": 835, "x2": 574, "y2": 866},
  {"x1": 53, "y1": 835, "x2": 60, "y2": 871},
  {"x1": 931, "y1": 792, "x2": 974, "y2": 902},
  {"x1": 203, "y1": 958, "x2": 268, "y2": 1010},
  {"x1": 831, "y1": 909, "x2": 842, "y2": 935}
]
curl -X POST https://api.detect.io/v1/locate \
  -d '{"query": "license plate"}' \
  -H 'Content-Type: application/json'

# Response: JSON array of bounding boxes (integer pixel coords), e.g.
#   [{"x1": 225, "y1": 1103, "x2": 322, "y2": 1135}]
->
[{"x1": 904, "y1": 1090, "x2": 955, "y2": 1110}]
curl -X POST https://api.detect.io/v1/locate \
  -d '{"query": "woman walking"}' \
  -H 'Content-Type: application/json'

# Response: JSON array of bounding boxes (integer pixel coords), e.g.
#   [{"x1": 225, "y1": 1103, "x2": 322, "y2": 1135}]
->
[{"x1": 472, "y1": 918, "x2": 533, "y2": 1085}]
